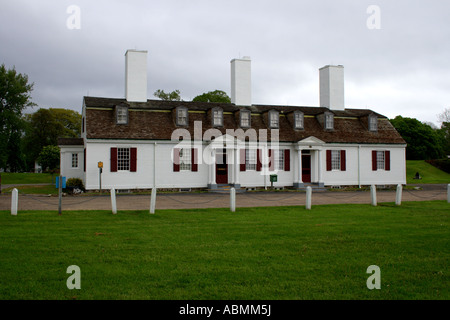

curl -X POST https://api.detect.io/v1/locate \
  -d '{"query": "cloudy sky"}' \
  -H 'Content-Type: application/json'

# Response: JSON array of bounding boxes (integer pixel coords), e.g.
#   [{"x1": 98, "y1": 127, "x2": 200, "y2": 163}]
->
[{"x1": 1, "y1": 0, "x2": 449, "y2": 125}]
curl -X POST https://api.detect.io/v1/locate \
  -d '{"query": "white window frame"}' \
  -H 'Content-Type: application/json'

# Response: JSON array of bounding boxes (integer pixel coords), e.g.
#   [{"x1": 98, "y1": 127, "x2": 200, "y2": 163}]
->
[
  {"x1": 274, "y1": 149, "x2": 284, "y2": 171},
  {"x1": 179, "y1": 148, "x2": 192, "y2": 171},
  {"x1": 294, "y1": 111, "x2": 304, "y2": 130},
  {"x1": 212, "y1": 108, "x2": 223, "y2": 127},
  {"x1": 117, "y1": 147, "x2": 130, "y2": 171},
  {"x1": 331, "y1": 150, "x2": 341, "y2": 171},
  {"x1": 325, "y1": 112, "x2": 334, "y2": 130},
  {"x1": 269, "y1": 110, "x2": 279, "y2": 129},
  {"x1": 376, "y1": 151, "x2": 385, "y2": 170},
  {"x1": 245, "y1": 149, "x2": 257, "y2": 171},
  {"x1": 240, "y1": 110, "x2": 251, "y2": 128},
  {"x1": 116, "y1": 106, "x2": 128, "y2": 125},
  {"x1": 176, "y1": 107, "x2": 188, "y2": 126},
  {"x1": 71, "y1": 153, "x2": 78, "y2": 168},
  {"x1": 369, "y1": 115, "x2": 378, "y2": 132}
]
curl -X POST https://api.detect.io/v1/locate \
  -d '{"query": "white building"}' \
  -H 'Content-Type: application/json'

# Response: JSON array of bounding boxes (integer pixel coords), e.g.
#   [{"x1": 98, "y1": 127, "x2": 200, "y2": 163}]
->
[{"x1": 59, "y1": 50, "x2": 406, "y2": 191}]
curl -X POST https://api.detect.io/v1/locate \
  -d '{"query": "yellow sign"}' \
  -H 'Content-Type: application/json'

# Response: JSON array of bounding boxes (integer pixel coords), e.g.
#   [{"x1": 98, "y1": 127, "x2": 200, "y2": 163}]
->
[{"x1": 98, "y1": 161, "x2": 103, "y2": 168}]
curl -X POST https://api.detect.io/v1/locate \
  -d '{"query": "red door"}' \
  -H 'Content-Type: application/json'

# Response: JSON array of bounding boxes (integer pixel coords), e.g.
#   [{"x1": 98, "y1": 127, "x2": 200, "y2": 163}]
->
[
  {"x1": 302, "y1": 155, "x2": 311, "y2": 183},
  {"x1": 216, "y1": 149, "x2": 228, "y2": 184}
]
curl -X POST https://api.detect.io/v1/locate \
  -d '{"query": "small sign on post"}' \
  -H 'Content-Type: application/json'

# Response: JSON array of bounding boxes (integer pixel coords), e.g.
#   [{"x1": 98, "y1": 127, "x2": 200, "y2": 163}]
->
[{"x1": 98, "y1": 162, "x2": 103, "y2": 193}]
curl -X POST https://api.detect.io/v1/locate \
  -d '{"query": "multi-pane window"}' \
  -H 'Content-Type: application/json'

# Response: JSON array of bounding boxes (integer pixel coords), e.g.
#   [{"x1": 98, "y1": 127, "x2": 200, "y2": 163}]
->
[
  {"x1": 245, "y1": 149, "x2": 257, "y2": 171},
  {"x1": 177, "y1": 107, "x2": 188, "y2": 126},
  {"x1": 116, "y1": 106, "x2": 128, "y2": 124},
  {"x1": 369, "y1": 115, "x2": 377, "y2": 131},
  {"x1": 269, "y1": 110, "x2": 279, "y2": 128},
  {"x1": 212, "y1": 108, "x2": 223, "y2": 127},
  {"x1": 331, "y1": 150, "x2": 341, "y2": 170},
  {"x1": 376, "y1": 151, "x2": 385, "y2": 170},
  {"x1": 325, "y1": 112, "x2": 334, "y2": 130},
  {"x1": 294, "y1": 111, "x2": 304, "y2": 129},
  {"x1": 179, "y1": 148, "x2": 192, "y2": 171},
  {"x1": 71, "y1": 153, "x2": 78, "y2": 168},
  {"x1": 117, "y1": 148, "x2": 130, "y2": 171},
  {"x1": 274, "y1": 150, "x2": 284, "y2": 171},
  {"x1": 240, "y1": 111, "x2": 251, "y2": 128}
]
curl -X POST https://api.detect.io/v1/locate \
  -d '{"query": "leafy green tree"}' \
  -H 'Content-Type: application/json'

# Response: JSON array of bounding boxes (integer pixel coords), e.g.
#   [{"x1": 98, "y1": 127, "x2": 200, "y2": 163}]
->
[
  {"x1": 23, "y1": 108, "x2": 81, "y2": 169},
  {"x1": 390, "y1": 115, "x2": 445, "y2": 160},
  {"x1": 193, "y1": 90, "x2": 231, "y2": 103},
  {"x1": 37, "y1": 145, "x2": 60, "y2": 172},
  {"x1": 154, "y1": 89, "x2": 182, "y2": 101},
  {"x1": 0, "y1": 64, "x2": 36, "y2": 171}
]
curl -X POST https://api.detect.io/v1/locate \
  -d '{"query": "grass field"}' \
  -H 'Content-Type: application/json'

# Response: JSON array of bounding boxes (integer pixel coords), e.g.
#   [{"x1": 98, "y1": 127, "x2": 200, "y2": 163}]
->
[
  {"x1": 0, "y1": 201, "x2": 448, "y2": 300},
  {"x1": 0, "y1": 173, "x2": 54, "y2": 185},
  {"x1": 406, "y1": 160, "x2": 450, "y2": 184}
]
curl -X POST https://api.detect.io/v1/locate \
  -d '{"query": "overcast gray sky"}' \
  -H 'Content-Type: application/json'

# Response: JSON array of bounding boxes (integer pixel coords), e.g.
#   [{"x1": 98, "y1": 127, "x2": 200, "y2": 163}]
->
[{"x1": 1, "y1": 0, "x2": 449, "y2": 125}]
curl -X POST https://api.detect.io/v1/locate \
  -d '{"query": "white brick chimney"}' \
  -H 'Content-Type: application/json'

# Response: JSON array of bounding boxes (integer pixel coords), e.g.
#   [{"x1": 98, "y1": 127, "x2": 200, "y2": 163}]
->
[
  {"x1": 231, "y1": 56, "x2": 251, "y2": 106},
  {"x1": 125, "y1": 50, "x2": 148, "y2": 102},
  {"x1": 319, "y1": 65, "x2": 345, "y2": 110}
]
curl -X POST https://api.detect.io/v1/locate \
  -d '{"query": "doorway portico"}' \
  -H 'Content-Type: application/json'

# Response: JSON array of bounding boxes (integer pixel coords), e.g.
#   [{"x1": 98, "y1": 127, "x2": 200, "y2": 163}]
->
[{"x1": 293, "y1": 136, "x2": 325, "y2": 188}]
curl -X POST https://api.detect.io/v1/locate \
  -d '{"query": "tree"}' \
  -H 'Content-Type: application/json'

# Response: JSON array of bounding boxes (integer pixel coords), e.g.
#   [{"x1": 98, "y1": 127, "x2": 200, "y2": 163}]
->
[
  {"x1": 193, "y1": 90, "x2": 231, "y2": 103},
  {"x1": 390, "y1": 115, "x2": 445, "y2": 160},
  {"x1": 23, "y1": 108, "x2": 81, "y2": 169},
  {"x1": 154, "y1": 89, "x2": 182, "y2": 101},
  {"x1": 37, "y1": 145, "x2": 60, "y2": 172},
  {"x1": 0, "y1": 64, "x2": 36, "y2": 171}
]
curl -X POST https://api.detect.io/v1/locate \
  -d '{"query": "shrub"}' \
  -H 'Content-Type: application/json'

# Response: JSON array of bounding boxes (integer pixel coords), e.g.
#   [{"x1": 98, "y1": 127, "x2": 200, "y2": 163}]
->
[
  {"x1": 66, "y1": 178, "x2": 85, "y2": 191},
  {"x1": 425, "y1": 159, "x2": 450, "y2": 173}
]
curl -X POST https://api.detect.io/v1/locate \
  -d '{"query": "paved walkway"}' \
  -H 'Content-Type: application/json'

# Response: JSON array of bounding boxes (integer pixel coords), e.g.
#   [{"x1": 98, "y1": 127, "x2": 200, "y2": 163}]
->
[{"x1": 0, "y1": 184, "x2": 448, "y2": 211}]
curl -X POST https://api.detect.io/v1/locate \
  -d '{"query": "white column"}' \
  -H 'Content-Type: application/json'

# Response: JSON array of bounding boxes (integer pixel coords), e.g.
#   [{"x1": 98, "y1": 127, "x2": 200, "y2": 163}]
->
[
  {"x1": 234, "y1": 146, "x2": 240, "y2": 186},
  {"x1": 210, "y1": 148, "x2": 216, "y2": 186},
  {"x1": 317, "y1": 149, "x2": 323, "y2": 185},
  {"x1": 298, "y1": 149, "x2": 303, "y2": 184}
]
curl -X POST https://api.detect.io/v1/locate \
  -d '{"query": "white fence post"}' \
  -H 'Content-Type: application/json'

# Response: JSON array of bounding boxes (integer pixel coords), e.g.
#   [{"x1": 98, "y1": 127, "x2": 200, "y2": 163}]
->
[
  {"x1": 447, "y1": 184, "x2": 450, "y2": 204},
  {"x1": 11, "y1": 188, "x2": 18, "y2": 215},
  {"x1": 306, "y1": 186, "x2": 312, "y2": 210},
  {"x1": 230, "y1": 187, "x2": 236, "y2": 212},
  {"x1": 150, "y1": 187, "x2": 156, "y2": 214},
  {"x1": 111, "y1": 188, "x2": 117, "y2": 214},
  {"x1": 371, "y1": 185, "x2": 377, "y2": 206},
  {"x1": 395, "y1": 184, "x2": 402, "y2": 206}
]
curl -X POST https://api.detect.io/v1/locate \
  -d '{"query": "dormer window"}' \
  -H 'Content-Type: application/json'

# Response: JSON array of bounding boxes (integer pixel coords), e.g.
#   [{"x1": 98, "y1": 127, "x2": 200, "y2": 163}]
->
[
  {"x1": 269, "y1": 110, "x2": 279, "y2": 129},
  {"x1": 212, "y1": 107, "x2": 223, "y2": 127},
  {"x1": 240, "y1": 110, "x2": 251, "y2": 128},
  {"x1": 176, "y1": 107, "x2": 189, "y2": 126},
  {"x1": 116, "y1": 105, "x2": 128, "y2": 125},
  {"x1": 369, "y1": 114, "x2": 378, "y2": 132},
  {"x1": 325, "y1": 112, "x2": 334, "y2": 130},
  {"x1": 294, "y1": 111, "x2": 304, "y2": 130}
]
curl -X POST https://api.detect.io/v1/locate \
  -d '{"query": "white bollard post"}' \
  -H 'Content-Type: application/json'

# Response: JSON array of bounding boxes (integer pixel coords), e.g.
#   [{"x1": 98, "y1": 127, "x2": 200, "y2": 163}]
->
[
  {"x1": 447, "y1": 184, "x2": 450, "y2": 204},
  {"x1": 230, "y1": 187, "x2": 236, "y2": 212},
  {"x1": 111, "y1": 188, "x2": 117, "y2": 214},
  {"x1": 11, "y1": 188, "x2": 18, "y2": 215},
  {"x1": 371, "y1": 185, "x2": 377, "y2": 206},
  {"x1": 150, "y1": 187, "x2": 156, "y2": 214},
  {"x1": 306, "y1": 186, "x2": 312, "y2": 210},
  {"x1": 395, "y1": 184, "x2": 402, "y2": 206}
]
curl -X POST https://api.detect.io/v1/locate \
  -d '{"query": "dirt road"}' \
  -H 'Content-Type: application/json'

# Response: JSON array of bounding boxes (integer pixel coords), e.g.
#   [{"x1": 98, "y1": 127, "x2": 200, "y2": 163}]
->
[{"x1": 0, "y1": 184, "x2": 447, "y2": 211}]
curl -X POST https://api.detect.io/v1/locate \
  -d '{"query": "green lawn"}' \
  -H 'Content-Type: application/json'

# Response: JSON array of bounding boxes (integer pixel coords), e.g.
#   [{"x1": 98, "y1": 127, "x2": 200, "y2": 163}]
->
[
  {"x1": 0, "y1": 201, "x2": 448, "y2": 300},
  {"x1": 0, "y1": 172, "x2": 54, "y2": 185},
  {"x1": 406, "y1": 160, "x2": 450, "y2": 184}
]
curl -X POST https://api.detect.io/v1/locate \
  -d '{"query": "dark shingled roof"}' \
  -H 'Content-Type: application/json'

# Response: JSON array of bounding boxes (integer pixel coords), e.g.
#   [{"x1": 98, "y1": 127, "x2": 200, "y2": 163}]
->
[
  {"x1": 83, "y1": 96, "x2": 406, "y2": 144},
  {"x1": 58, "y1": 137, "x2": 84, "y2": 145}
]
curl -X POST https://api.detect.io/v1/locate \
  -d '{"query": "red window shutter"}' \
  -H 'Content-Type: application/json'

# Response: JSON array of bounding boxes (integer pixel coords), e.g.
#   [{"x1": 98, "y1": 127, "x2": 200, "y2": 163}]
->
[
  {"x1": 326, "y1": 150, "x2": 332, "y2": 171},
  {"x1": 240, "y1": 149, "x2": 246, "y2": 172},
  {"x1": 372, "y1": 151, "x2": 377, "y2": 171},
  {"x1": 340, "y1": 150, "x2": 346, "y2": 171},
  {"x1": 110, "y1": 148, "x2": 117, "y2": 172},
  {"x1": 385, "y1": 151, "x2": 390, "y2": 171},
  {"x1": 173, "y1": 148, "x2": 180, "y2": 172},
  {"x1": 191, "y1": 148, "x2": 198, "y2": 172},
  {"x1": 284, "y1": 149, "x2": 290, "y2": 171},
  {"x1": 256, "y1": 149, "x2": 262, "y2": 171},
  {"x1": 130, "y1": 148, "x2": 137, "y2": 172},
  {"x1": 269, "y1": 149, "x2": 274, "y2": 171}
]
